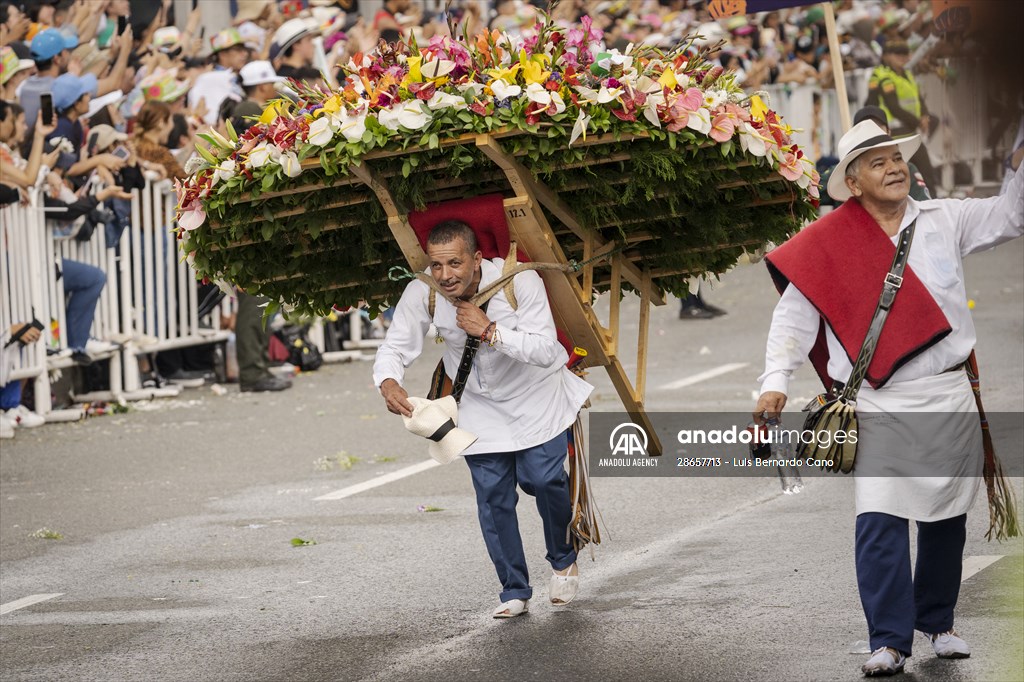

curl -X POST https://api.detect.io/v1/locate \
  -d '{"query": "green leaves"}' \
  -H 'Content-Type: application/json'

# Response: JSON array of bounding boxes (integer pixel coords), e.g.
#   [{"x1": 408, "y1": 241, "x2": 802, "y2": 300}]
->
[{"x1": 291, "y1": 538, "x2": 317, "y2": 547}]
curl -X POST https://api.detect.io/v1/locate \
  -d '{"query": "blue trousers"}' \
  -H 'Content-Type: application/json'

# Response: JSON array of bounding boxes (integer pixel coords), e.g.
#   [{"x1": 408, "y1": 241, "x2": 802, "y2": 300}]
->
[
  {"x1": 855, "y1": 512, "x2": 967, "y2": 655},
  {"x1": 464, "y1": 430, "x2": 577, "y2": 602},
  {"x1": 1, "y1": 380, "x2": 21, "y2": 410},
  {"x1": 61, "y1": 258, "x2": 105, "y2": 352}
]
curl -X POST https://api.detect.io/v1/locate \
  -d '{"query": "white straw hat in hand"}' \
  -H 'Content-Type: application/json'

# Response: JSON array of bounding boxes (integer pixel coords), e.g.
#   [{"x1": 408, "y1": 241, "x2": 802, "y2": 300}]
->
[{"x1": 402, "y1": 396, "x2": 477, "y2": 464}]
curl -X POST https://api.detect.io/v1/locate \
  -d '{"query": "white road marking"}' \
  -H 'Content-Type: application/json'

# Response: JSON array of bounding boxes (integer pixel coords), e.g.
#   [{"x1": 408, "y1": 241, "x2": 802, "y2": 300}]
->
[
  {"x1": 0, "y1": 593, "x2": 63, "y2": 615},
  {"x1": 961, "y1": 555, "x2": 1003, "y2": 582},
  {"x1": 657, "y1": 362, "x2": 749, "y2": 391},
  {"x1": 314, "y1": 460, "x2": 441, "y2": 501}
]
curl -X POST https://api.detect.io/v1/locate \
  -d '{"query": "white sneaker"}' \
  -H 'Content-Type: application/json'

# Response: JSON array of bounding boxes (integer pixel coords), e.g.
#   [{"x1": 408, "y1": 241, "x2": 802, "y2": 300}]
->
[
  {"x1": 8, "y1": 405, "x2": 44, "y2": 428},
  {"x1": 862, "y1": 647, "x2": 906, "y2": 676},
  {"x1": 85, "y1": 339, "x2": 119, "y2": 355},
  {"x1": 0, "y1": 414, "x2": 14, "y2": 439},
  {"x1": 925, "y1": 630, "x2": 971, "y2": 659}
]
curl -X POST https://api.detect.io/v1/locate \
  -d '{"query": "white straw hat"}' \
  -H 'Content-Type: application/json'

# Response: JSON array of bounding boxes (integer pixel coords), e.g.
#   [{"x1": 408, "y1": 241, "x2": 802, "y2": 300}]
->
[
  {"x1": 827, "y1": 120, "x2": 920, "y2": 202},
  {"x1": 402, "y1": 396, "x2": 477, "y2": 464}
]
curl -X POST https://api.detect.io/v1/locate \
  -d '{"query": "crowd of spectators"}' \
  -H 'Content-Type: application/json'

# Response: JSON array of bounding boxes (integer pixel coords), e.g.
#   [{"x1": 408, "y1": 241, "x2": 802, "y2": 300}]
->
[{"x1": 0, "y1": 0, "x2": 1013, "y2": 438}]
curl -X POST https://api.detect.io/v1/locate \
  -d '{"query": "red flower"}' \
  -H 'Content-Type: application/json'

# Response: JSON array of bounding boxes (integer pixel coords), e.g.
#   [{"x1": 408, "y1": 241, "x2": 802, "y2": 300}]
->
[
  {"x1": 470, "y1": 100, "x2": 494, "y2": 116},
  {"x1": 409, "y1": 81, "x2": 436, "y2": 100}
]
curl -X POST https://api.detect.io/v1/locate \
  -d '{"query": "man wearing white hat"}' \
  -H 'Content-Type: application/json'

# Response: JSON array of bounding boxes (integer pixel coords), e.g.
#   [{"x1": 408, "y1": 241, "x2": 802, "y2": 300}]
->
[
  {"x1": 375, "y1": 221, "x2": 593, "y2": 619},
  {"x1": 272, "y1": 17, "x2": 321, "y2": 82},
  {"x1": 239, "y1": 61, "x2": 285, "y2": 107},
  {"x1": 754, "y1": 120, "x2": 1023, "y2": 676}
]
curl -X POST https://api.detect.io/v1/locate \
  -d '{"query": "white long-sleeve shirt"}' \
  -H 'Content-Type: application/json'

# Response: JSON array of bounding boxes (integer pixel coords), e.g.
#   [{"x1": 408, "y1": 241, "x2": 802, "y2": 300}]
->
[
  {"x1": 374, "y1": 258, "x2": 594, "y2": 455},
  {"x1": 759, "y1": 166, "x2": 1024, "y2": 396}
]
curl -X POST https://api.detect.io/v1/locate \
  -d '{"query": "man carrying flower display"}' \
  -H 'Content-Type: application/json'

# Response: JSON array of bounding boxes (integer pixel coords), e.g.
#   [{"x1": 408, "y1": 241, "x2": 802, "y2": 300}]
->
[
  {"x1": 374, "y1": 221, "x2": 593, "y2": 619},
  {"x1": 754, "y1": 120, "x2": 1023, "y2": 676}
]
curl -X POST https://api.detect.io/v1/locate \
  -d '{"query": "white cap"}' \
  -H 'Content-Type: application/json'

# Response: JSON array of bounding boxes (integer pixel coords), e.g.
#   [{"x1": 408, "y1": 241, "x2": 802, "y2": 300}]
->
[
  {"x1": 240, "y1": 60, "x2": 285, "y2": 87},
  {"x1": 402, "y1": 396, "x2": 477, "y2": 464}
]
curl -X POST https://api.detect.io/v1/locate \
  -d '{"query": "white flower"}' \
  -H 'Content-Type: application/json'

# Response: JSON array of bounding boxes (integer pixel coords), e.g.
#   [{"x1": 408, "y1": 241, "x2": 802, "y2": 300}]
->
[
  {"x1": 307, "y1": 115, "x2": 335, "y2": 146},
  {"x1": 739, "y1": 122, "x2": 769, "y2": 158},
  {"x1": 457, "y1": 82, "x2": 486, "y2": 98},
  {"x1": 377, "y1": 101, "x2": 433, "y2": 131},
  {"x1": 643, "y1": 92, "x2": 664, "y2": 128},
  {"x1": 183, "y1": 154, "x2": 208, "y2": 176},
  {"x1": 549, "y1": 90, "x2": 565, "y2": 114},
  {"x1": 703, "y1": 89, "x2": 727, "y2": 110},
  {"x1": 338, "y1": 111, "x2": 367, "y2": 142},
  {"x1": 634, "y1": 75, "x2": 662, "y2": 94},
  {"x1": 426, "y1": 91, "x2": 468, "y2": 110},
  {"x1": 420, "y1": 58, "x2": 456, "y2": 79},
  {"x1": 525, "y1": 83, "x2": 566, "y2": 113},
  {"x1": 687, "y1": 108, "x2": 712, "y2": 135},
  {"x1": 573, "y1": 84, "x2": 622, "y2": 105},
  {"x1": 247, "y1": 142, "x2": 274, "y2": 168},
  {"x1": 211, "y1": 158, "x2": 236, "y2": 186},
  {"x1": 279, "y1": 150, "x2": 302, "y2": 178},
  {"x1": 569, "y1": 108, "x2": 592, "y2": 146},
  {"x1": 490, "y1": 79, "x2": 522, "y2": 100},
  {"x1": 525, "y1": 82, "x2": 552, "y2": 105}
]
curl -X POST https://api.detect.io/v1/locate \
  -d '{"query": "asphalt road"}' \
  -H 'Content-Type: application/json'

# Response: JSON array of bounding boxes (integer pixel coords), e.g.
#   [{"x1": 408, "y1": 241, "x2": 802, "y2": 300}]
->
[{"x1": 1, "y1": 239, "x2": 1021, "y2": 682}]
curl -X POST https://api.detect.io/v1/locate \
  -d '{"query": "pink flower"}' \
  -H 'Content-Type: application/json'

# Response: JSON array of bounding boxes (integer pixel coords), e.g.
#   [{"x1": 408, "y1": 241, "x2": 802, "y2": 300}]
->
[
  {"x1": 178, "y1": 201, "x2": 206, "y2": 231},
  {"x1": 709, "y1": 113, "x2": 735, "y2": 142},
  {"x1": 567, "y1": 15, "x2": 603, "y2": 49},
  {"x1": 778, "y1": 151, "x2": 803, "y2": 182},
  {"x1": 678, "y1": 87, "x2": 703, "y2": 111},
  {"x1": 724, "y1": 103, "x2": 751, "y2": 122}
]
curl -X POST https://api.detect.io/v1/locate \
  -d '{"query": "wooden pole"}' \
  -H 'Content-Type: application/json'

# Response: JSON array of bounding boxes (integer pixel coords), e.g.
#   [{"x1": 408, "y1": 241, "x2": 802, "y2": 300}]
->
[{"x1": 822, "y1": 2, "x2": 852, "y2": 132}]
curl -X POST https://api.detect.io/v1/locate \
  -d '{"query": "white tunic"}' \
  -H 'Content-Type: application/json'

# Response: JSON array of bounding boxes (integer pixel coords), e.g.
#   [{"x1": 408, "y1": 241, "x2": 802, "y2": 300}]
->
[
  {"x1": 759, "y1": 167, "x2": 1023, "y2": 520},
  {"x1": 374, "y1": 258, "x2": 594, "y2": 456}
]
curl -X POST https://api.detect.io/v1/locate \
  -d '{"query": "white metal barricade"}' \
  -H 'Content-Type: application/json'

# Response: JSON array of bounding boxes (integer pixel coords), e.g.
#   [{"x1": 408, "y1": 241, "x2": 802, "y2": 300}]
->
[
  {"x1": 1, "y1": 188, "x2": 51, "y2": 412},
  {"x1": 50, "y1": 208, "x2": 124, "y2": 403},
  {"x1": 118, "y1": 180, "x2": 230, "y2": 394}
]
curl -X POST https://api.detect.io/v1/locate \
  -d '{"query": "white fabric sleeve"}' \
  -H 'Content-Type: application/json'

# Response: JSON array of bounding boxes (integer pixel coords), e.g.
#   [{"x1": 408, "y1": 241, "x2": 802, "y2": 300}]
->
[
  {"x1": 757, "y1": 284, "x2": 822, "y2": 397},
  {"x1": 372, "y1": 281, "x2": 431, "y2": 389},
  {"x1": 491, "y1": 270, "x2": 567, "y2": 368},
  {"x1": 955, "y1": 165, "x2": 1024, "y2": 255}
]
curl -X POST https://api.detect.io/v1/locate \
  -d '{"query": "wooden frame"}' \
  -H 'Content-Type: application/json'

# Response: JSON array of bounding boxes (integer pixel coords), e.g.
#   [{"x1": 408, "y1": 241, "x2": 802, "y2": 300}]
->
[{"x1": 208, "y1": 131, "x2": 802, "y2": 457}]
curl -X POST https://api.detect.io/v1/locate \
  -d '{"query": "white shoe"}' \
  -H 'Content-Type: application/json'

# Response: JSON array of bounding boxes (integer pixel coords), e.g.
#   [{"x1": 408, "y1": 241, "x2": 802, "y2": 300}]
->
[
  {"x1": 925, "y1": 630, "x2": 970, "y2": 659},
  {"x1": 492, "y1": 599, "x2": 529, "y2": 618},
  {"x1": 85, "y1": 339, "x2": 119, "y2": 355},
  {"x1": 862, "y1": 647, "x2": 906, "y2": 676},
  {"x1": 549, "y1": 563, "x2": 579, "y2": 605},
  {"x1": 0, "y1": 414, "x2": 14, "y2": 439},
  {"x1": 8, "y1": 405, "x2": 44, "y2": 428}
]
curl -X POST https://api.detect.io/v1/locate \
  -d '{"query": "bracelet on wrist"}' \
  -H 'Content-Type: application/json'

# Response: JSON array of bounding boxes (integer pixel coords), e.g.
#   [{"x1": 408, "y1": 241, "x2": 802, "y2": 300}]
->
[{"x1": 481, "y1": 321, "x2": 496, "y2": 342}]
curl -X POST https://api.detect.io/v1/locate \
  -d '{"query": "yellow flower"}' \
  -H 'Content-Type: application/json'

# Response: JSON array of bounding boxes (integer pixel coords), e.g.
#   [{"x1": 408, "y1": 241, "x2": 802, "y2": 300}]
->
[
  {"x1": 749, "y1": 95, "x2": 768, "y2": 122},
  {"x1": 406, "y1": 55, "x2": 423, "y2": 83},
  {"x1": 259, "y1": 100, "x2": 289, "y2": 125},
  {"x1": 486, "y1": 62, "x2": 521, "y2": 84},
  {"x1": 658, "y1": 68, "x2": 678, "y2": 90},
  {"x1": 519, "y1": 49, "x2": 550, "y2": 85},
  {"x1": 320, "y1": 94, "x2": 343, "y2": 116}
]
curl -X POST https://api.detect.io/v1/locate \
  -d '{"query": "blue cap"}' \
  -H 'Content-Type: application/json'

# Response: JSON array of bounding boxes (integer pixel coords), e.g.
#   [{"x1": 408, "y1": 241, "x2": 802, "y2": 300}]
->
[
  {"x1": 52, "y1": 72, "x2": 97, "y2": 111},
  {"x1": 30, "y1": 28, "x2": 79, "y2": 61}
]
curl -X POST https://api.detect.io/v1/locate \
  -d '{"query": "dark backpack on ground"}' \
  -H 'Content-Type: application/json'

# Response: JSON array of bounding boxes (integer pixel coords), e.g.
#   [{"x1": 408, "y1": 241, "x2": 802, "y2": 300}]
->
[{"x1": 273, "y1": 324, "x2": 323, "y2": 372}]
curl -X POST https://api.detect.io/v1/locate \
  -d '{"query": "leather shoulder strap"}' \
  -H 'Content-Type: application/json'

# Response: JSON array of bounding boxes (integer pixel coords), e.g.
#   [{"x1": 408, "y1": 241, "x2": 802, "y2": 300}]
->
[{"x1": 842, "y1": 218, "x2": 917, "y2": 401}]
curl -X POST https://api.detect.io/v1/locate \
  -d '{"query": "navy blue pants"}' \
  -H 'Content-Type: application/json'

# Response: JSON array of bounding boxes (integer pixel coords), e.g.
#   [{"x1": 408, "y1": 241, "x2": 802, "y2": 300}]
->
[
  {"x1": 465, "y1": 430, "x2": 577, "y2": 602},
  {"x1": 855, "y1": 512, "x2": 967, "y2": 655}
]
